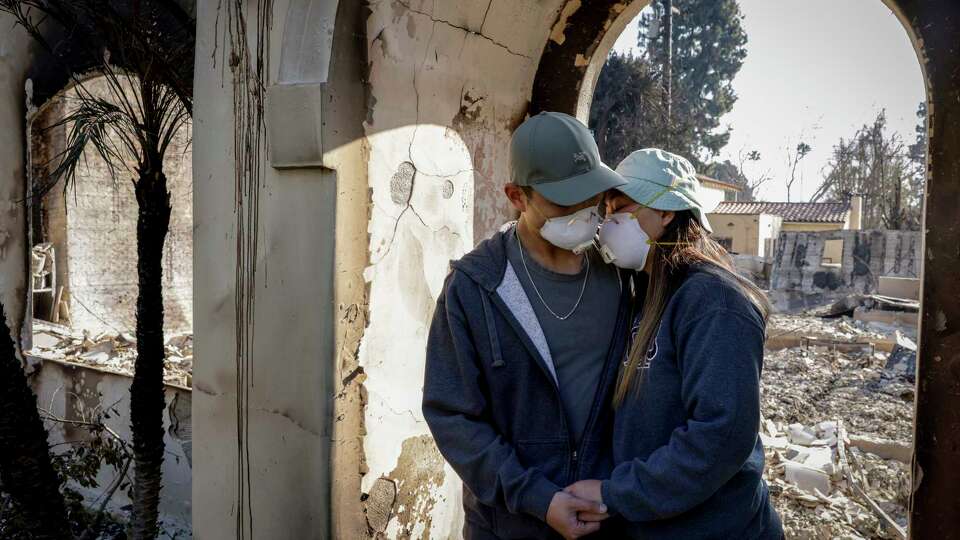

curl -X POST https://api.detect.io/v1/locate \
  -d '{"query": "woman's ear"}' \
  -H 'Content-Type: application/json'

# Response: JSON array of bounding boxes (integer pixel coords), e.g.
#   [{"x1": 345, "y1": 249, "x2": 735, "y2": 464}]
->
[{"x1": 660, "y1": 210, "x2": 676, "y2": 228}]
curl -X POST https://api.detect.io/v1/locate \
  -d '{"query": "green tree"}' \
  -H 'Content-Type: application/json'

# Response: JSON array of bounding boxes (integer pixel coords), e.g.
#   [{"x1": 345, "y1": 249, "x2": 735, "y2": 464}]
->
[
  {"x1": 639, "y1": 0, "x2": 748, "y2": 163},
  {"x1": 589, "y1": 52, "x2": 667, "y2": 166}
]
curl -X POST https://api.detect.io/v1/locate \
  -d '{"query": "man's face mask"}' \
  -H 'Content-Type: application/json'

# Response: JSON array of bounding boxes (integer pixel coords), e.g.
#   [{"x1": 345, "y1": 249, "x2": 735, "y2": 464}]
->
[
  {"x1": 598, "y1": 210, "x2": 652, "y2": 270},
  {"x1": 533, "y1": 204, "x2": 602, "y2": 253}
]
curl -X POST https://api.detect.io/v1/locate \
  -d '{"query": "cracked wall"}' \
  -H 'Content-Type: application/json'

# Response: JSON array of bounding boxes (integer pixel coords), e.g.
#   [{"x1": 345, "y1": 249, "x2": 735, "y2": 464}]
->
[
  {"x1": 357, "y1": 0, "x2": 572, "y2": 536},
  {"x1": 0, "y1": 17, "x2": 32, "y2": 352}
]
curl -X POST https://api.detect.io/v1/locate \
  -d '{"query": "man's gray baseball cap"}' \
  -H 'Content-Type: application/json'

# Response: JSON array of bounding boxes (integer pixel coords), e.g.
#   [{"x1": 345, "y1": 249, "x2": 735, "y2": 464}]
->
[{"x1": 510, "y1": 111, "x2": 626, "y2": 206}]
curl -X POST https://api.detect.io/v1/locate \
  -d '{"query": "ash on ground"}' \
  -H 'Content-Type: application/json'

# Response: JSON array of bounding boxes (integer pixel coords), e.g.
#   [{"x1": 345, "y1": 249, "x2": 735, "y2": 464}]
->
[{"x1": 762, "y1": 313, "x2": 915, "y2": 539}]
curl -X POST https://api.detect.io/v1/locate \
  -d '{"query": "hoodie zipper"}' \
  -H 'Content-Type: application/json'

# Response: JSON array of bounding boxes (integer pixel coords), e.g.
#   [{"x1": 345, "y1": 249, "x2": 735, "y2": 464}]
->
[{"x1": 571, "y1": 271, "x2": 630, "y2": 482}]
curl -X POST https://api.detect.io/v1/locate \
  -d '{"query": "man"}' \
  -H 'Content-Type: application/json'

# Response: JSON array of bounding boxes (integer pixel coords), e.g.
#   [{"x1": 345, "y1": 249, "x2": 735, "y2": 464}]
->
[{"x1": 423, "y1": 111, "x2": 633, "y2": 539}]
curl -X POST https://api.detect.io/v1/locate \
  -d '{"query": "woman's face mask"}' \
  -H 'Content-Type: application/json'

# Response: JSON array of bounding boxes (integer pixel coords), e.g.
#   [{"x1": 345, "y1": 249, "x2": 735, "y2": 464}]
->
[
  {"x1": 598, "y1": 211, "x2": 652, "y2": 270},
  {"x1": 534, "y1": 205, "x2": 602, "y2": 253}
]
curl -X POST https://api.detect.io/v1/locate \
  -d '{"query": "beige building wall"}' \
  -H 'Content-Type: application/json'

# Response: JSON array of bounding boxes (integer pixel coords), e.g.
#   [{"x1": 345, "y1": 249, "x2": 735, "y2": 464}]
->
[
  {"x1": 708, "y1": 213, "x2": 782, "y2": 258},
  {"x1": 709, "y1": 213, "x2": 761, "y2": 256},
  {"x1": 757, "y1": 214, "x2": 783, "y2": 259}
]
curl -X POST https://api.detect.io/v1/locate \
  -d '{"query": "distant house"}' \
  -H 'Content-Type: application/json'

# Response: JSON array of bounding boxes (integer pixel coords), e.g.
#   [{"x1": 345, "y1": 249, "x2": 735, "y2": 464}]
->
[
  {"x1": 696, "y1": 173, "x2": 742, "y2": 213},
  {"x1": 707, "y1": 197, "x2": 863, "y2": 261}
]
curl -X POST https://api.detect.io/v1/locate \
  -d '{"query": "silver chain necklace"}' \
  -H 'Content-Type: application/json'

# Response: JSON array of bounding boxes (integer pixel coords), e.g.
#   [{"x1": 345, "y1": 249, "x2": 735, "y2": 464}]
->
[{"x1": 515, "y1": 228, "x2": 590, "y2": 321}]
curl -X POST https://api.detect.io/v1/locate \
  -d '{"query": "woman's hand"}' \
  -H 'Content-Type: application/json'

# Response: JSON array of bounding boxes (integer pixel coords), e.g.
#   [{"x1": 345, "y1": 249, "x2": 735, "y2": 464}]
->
[
  {"x1": 546, "y1": 491, "x2": 606, "y2": 539},
  {"x1": 564, "y1": 480, "x2": 608, "y2": 522}
]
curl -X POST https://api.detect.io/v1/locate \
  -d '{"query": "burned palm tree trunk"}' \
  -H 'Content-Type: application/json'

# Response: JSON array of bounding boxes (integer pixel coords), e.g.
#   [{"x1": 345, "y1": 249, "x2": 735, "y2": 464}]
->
[
  {"x1": 0, "y1": 302, "x2": 72, "y2": 538},
  {"x1": 128, "y1": 161, "x2": 172, "y2": 539}
]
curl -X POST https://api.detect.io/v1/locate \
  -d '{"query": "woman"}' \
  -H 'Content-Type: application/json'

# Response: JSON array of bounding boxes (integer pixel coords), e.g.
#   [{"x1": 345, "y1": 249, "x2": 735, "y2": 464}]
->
[{"x1": 566, "y1": 148, "x2": 783, "y2": 539}]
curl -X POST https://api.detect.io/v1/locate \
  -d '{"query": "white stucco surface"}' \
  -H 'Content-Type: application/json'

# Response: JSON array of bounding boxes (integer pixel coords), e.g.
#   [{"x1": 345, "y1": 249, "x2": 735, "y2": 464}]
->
[{"x1": 0, "y1": 17, "x2": 32, "y2": 349}]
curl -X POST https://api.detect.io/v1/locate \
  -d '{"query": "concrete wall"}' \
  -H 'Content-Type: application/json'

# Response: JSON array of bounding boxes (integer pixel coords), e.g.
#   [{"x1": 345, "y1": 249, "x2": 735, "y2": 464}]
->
[
  {"x1": 32, "y1": 78, "x2": 194, "y2": 335},
  {"x1": 360, "y1": 2, "x2": 580, "y2": 537},
  {"x1": 757, "y1": 213, "x2": 783, "y2": 259},
  {"x1": 192, "y1": 0, "x2": 356, "y2": 538},
  {"x1": 0, "y1": 17, "x2": 33, "y2": 351},
  {"x1": 769, "y1": 229, "x2": 922, "y2": 311},
  {"x1": 30, "y1": 358, "x2": 192, "y2": 535}
]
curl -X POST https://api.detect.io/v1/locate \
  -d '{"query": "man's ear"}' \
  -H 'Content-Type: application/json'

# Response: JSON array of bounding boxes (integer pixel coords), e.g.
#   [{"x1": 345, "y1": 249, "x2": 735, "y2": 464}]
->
[
  {"x1": 504, "y1": 184, "x2": 528, "y2": 214},
  {"x1": 660, "y1": 210, "x2": 676, "y2": 228}
]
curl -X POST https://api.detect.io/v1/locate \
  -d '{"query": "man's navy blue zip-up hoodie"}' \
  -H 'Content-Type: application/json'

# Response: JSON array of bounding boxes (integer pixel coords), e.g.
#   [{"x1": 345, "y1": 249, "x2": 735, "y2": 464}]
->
[
  {"x1": 422, "y1": 228, "x2": 632, "y2": 539},
  {"x1": 603, "y1": 266, "x2": 783, "y2": 539}
]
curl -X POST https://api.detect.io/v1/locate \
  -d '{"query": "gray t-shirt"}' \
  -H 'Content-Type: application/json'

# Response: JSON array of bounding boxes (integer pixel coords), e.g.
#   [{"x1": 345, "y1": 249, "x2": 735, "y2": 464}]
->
[{"x1": 505, "y1": 227, "x2": 620, "y2": 446}]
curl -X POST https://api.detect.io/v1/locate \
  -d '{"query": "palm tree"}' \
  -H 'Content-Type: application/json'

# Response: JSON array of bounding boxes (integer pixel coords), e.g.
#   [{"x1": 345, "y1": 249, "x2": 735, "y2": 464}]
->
[
  {"x1": 0, "y1": 2, "x2": 194, "y2": 537},
  {"x1": 0, "y1": 301, "x2": 71, "y2": 538}
]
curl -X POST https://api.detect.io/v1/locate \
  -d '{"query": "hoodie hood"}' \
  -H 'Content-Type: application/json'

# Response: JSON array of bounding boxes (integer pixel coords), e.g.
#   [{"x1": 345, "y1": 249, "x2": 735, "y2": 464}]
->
[{"x1": 450, "y1": 224, "x2": 514, "y2": 292}]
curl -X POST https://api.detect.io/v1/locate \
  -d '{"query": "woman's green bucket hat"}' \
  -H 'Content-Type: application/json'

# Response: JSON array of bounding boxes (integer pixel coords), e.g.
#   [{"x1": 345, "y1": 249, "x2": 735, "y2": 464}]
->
[{"x1": 614, "y1": 148, "x2": 713, "y2": 232}]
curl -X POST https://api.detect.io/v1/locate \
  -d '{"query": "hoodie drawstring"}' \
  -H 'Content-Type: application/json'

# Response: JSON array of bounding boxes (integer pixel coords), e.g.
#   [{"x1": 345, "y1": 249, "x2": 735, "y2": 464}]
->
[{"x1": 479, "y1": 292, "x2": 505, "y2": 368}]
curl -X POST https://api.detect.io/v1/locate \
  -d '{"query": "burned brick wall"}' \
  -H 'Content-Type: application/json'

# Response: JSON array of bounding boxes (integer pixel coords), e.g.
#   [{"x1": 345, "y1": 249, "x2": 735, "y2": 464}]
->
[
  {"x1": 769, "y1": 230, "x2": 921, "y2": 311},
  {"x1": 33, "y1": 77, "x2": 193, "y2": 335}
]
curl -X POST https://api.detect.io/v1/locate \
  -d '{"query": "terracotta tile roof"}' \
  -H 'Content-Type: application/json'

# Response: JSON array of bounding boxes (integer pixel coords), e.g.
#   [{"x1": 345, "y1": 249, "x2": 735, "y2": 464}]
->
[{"x1": 711, "y1": 201, "x2": 851, "y2": 223}]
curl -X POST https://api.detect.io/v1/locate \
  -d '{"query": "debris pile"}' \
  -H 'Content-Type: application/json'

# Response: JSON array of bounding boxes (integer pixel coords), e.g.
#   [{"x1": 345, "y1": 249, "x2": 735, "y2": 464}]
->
[
  {"x1": 762, "y1": 313, "x2": 914, "y2": 539},
  {"x1": 768, "y1": 313, "x2": 903, "y2": 344},
  {"x1": 29, "y1": 319, "x2": 193, "y2": 387}
]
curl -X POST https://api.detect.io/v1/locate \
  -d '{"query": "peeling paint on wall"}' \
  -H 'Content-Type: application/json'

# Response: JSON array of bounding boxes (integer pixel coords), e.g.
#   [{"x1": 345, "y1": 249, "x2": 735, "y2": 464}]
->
[
  {"x1": 550, "y1": 0, "x2": 582, "y2": 45},
  {"x1": 359, "y1": 0, "x2": 561, "y2": 535},
  {"x1": 387, "y1": 435, "x2": 446, "y2": 539}
]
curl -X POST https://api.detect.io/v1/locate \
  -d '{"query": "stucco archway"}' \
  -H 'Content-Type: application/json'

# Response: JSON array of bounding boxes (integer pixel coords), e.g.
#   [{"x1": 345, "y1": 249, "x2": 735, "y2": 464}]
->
[{"x1": 528, "y1": 1, "x2": 959, "y2": 535}]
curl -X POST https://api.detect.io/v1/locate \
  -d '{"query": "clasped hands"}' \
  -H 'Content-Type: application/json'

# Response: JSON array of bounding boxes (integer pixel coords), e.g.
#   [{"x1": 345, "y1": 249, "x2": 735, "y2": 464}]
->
[{"x1": 545, "y1": 479, "x2": 608, "y2": 539}]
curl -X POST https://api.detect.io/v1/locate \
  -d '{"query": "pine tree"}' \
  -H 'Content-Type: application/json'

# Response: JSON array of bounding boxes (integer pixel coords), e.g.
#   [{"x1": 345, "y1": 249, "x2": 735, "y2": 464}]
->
[{"x1": 640, "y1": 0, "x2": 748, "y2": 164}]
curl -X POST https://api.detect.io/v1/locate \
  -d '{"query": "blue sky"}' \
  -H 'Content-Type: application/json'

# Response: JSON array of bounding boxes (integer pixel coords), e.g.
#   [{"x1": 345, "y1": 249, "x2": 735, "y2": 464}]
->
[{"x1": 611, "y1": 0, "x2": 926, "y2": 202}]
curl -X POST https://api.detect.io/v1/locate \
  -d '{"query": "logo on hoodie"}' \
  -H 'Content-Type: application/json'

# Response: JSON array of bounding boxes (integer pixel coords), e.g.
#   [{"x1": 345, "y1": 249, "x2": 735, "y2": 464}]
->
[{"x1": 626, "y1": 320, "x2": 661, "y2": 370}]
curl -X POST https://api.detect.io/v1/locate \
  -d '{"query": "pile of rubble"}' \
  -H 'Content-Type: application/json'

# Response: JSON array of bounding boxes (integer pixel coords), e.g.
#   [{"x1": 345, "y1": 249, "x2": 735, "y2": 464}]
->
[
  {"x1": 762, "y1": 314, "x2": 915, "y2": 539},
  {"x1": 768, "y1": 312, "x2": 910, "y2": 344},
  {"x1": 29, "y1": 320, "x2": 193, "y2": 387}
]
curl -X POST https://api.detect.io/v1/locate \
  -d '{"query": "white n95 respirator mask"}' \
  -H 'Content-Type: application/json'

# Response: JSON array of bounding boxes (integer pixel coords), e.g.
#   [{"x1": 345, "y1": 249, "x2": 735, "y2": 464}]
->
[
  {"x1": 598, "y1": 213, "x2": 652, "y2": 270},
  {"x1": 537, "y1": 206, "x2": 602, "y2": 253}
]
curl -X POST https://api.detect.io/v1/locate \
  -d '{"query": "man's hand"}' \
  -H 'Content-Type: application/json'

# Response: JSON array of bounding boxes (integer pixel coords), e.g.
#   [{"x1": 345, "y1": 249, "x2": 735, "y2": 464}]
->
[
  {"x1": 565, "y1": 479, "x2": 608, "y2": 522},
  {"x1": 545, "y1": 491, "x2": 607, "y2": 539}
]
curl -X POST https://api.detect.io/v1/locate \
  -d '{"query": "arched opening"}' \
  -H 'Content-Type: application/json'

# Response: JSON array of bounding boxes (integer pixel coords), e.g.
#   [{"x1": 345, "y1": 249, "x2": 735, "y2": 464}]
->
[
  {"x1": 28, "y1": 76, "x2": 194, "y2": 345},
  {"x1": 531, "y1": 0, "x2": 960, "y2": 536},
  {"x1": 23, "y1": 73, "x2": 194, "y2": 534}
]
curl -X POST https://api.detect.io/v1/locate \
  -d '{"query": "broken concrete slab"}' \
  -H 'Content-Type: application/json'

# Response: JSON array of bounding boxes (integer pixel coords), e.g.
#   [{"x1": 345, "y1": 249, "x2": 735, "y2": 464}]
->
[
  {"x1": 878, "y1": 276, "x2": 920, "y2": 301},
  {"x1": 788, "y1": 423, "x2": 817, "y2": 445},
  {"x1": 854, "y1": 307, "x2": 919, "y2": 327},
  {"x1": 846, "y1": 434, "x2": 913, "y2": 463},
  {"x1": 785, "y1": 461, "x2": 832, "y2": 495}
]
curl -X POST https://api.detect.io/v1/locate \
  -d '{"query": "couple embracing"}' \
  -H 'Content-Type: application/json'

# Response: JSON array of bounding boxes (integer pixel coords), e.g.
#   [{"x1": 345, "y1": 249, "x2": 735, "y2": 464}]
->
[{"x1": 423, "y1": 112, "x2": 784, "y2": 540}]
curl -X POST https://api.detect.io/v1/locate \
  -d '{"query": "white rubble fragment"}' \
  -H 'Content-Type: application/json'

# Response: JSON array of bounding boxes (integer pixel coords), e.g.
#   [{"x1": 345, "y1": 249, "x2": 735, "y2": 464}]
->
[
  {"x1": 788, "y1": 423, "x2": 817, "y2": 445},
  {"x1": 785, "y1": 461, "x2": 832, "y2": 495}
]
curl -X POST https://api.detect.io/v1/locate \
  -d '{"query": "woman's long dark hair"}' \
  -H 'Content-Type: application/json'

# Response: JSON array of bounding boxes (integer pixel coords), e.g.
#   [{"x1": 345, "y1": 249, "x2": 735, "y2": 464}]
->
[{"x1": 613, "y1": 210, "x2": 771, "y2": 407}]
